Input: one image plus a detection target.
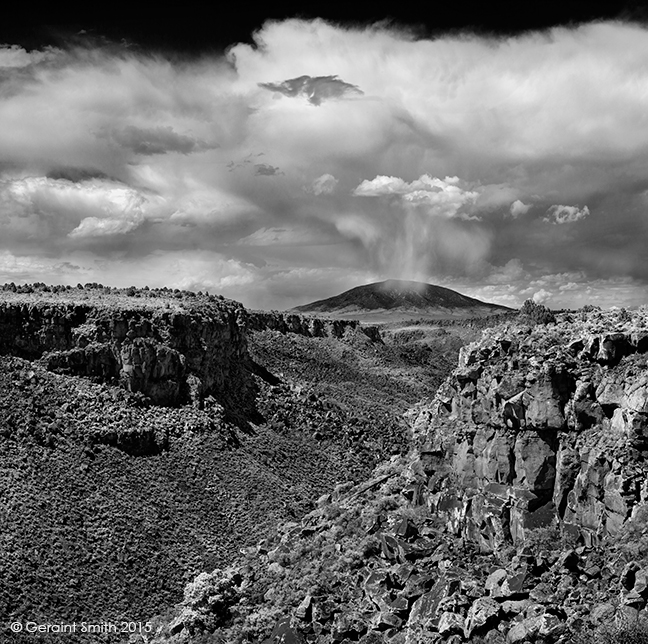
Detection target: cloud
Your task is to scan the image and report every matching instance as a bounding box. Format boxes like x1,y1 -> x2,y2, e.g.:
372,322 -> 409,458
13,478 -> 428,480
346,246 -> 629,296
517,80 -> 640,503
0,250 -> 82,278
510,199 -> 531,218
532,289 -> 552,304
237,226 -> 334,246
354,175 -> 478,218
339,174 -> 491,280
310,173 -> 338,195
354,175 -> 462,197
254,163 -> 283,176
68,215 -> 143,238
0,176 -> 150,241
108,125 -> 217,156
0,45 -> 55,68
543,204 -> 590,224
0,20 -> 648,308
258,75 -> 363,105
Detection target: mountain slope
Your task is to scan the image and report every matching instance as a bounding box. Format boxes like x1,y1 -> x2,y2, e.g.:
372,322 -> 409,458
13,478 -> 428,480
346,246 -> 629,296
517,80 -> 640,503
293,279 -> 511,319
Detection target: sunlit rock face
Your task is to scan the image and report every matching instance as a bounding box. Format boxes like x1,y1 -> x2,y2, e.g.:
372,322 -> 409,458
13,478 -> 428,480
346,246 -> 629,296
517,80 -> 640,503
0,296 -> 251,409
410,307 -> 648,549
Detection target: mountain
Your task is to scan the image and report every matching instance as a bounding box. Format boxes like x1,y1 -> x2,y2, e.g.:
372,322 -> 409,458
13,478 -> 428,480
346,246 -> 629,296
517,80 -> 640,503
293,279 -> 512,320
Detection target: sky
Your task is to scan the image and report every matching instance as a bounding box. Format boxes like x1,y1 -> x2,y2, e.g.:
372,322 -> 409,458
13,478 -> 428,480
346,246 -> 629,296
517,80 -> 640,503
2,7 -> 648,310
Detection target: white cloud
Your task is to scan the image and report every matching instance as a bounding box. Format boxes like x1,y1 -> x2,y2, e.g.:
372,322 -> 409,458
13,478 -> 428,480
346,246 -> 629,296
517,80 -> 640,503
532,289 -> 552,304
0,45 -> 55,68
510,199 -> 531,218
310,173 -> 338,195
543,204 -> 590,224
354,174 -> 478,218
1,176 -> 151,239
69,216 -> 143,238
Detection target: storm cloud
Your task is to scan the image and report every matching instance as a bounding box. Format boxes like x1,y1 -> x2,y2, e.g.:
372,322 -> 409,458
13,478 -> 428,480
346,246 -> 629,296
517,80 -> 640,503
0,20 -> 648,308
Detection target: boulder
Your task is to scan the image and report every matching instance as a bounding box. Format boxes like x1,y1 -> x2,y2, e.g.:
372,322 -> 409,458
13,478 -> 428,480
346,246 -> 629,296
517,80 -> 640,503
465,596 -> 501,638
437,612 -> 465,635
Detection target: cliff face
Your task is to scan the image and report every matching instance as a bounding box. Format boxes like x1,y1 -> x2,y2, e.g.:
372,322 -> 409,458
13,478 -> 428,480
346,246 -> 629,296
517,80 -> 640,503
410,308 -> 648,549
246,310 -> 382,343
0,296 -> 253,415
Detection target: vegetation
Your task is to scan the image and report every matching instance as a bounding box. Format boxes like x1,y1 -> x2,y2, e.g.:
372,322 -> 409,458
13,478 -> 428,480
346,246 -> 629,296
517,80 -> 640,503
519,298 -> 557,325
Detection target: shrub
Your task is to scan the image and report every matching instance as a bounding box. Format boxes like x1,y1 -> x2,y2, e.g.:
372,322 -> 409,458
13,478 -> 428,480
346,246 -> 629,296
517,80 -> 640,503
524,524 -> 580,552
323,502 -> 343,520
614,504 -> 648,564
519,299 -> 556,325
374,495 -> 399,513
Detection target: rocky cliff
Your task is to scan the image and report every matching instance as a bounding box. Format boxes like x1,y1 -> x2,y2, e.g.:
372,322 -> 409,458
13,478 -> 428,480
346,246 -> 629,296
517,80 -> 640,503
0,292 -> 383,417
0,293 -> 251,414
246,310 -> 382,343
410,306 -> 648,550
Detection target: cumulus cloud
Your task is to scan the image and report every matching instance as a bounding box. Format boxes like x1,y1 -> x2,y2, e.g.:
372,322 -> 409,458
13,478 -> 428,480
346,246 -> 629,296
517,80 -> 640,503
354,175 -> 478,217
544,204 -> 590,224
310,173 -> 338,195
258,75 -> 363,105
0,45 -> 55,68
532,289 -> 552,304
340,174 -> 490,280
68,215 -> 143,238
510,199 -> 531,218
0,176 -> 151,240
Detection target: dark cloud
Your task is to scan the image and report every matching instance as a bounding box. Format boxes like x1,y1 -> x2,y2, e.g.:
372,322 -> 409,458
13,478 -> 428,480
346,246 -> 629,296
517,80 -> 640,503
46,167 -> 113,182
259,75 -> 363,106
227,152 -> 265,172
254,163 -> 282,176
109,125 -> 217,156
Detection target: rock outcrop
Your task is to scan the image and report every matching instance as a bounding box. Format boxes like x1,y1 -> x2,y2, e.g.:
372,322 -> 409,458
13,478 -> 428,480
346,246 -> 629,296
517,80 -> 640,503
0,294 -> 253,413
246,310 -> 382,343
0,294 -> 383,415
410,307 -> 648,549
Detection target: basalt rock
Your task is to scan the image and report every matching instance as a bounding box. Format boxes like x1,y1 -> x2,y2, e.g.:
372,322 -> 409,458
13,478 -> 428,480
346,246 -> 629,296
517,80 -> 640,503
0,296 -> 255,414
411,308 -> 648,549
246,310 -> 382,343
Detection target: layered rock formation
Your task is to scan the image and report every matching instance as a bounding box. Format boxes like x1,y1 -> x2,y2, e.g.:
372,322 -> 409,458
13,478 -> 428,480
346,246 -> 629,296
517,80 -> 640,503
246,310 -> 382,343
410,307 -> 648,549
0,295 -> 250,410
0,293 -> 383,415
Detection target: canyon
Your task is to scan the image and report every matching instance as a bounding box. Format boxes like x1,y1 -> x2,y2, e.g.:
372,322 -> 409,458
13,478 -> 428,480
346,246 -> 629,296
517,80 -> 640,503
2,286 -> 648,644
